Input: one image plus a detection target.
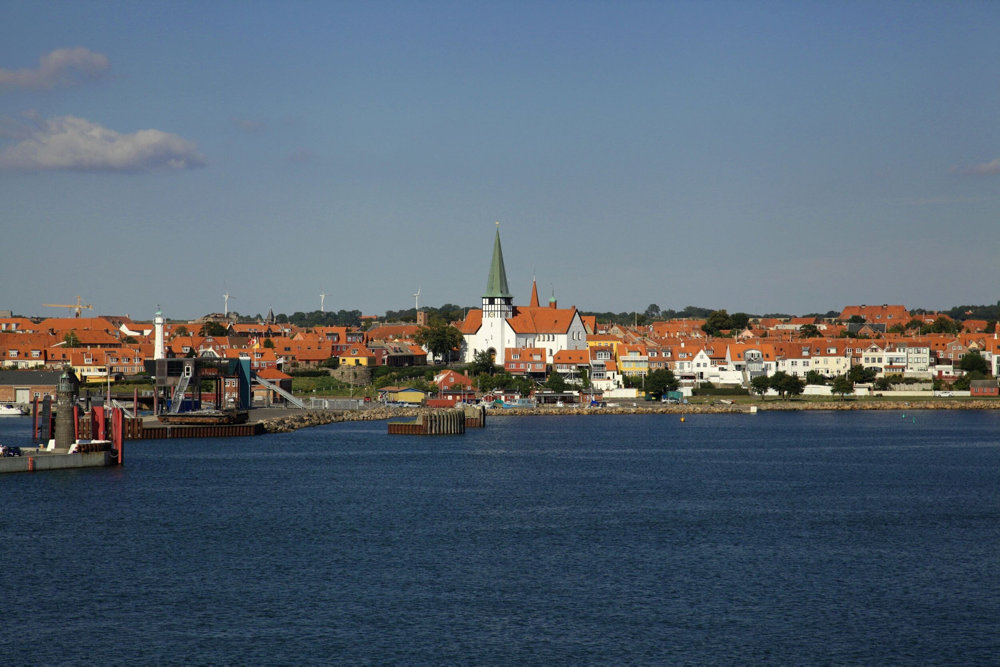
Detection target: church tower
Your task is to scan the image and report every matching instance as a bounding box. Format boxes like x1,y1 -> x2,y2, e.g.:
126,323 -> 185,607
483,225 -> 513,320
471,224 -> 515,365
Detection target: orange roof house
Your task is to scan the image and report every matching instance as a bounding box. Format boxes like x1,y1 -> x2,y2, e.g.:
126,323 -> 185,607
838,305 -> 909,323
434,369 -> 473,390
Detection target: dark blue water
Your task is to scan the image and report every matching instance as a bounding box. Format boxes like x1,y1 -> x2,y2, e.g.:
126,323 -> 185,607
2,411 -> 999,664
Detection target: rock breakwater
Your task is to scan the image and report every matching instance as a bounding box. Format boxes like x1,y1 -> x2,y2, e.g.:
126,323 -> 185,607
257,400 -> 1000,433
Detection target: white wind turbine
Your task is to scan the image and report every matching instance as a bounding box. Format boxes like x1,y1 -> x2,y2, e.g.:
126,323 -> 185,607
413,286 -> 421,312
320,292 -> 327,313
223,292 -> 234,317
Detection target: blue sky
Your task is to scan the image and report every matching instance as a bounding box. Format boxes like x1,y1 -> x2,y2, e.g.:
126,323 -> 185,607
2,1 -> 999,321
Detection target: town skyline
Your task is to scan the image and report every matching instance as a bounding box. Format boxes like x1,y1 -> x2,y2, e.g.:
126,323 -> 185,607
3,2 -> 999,319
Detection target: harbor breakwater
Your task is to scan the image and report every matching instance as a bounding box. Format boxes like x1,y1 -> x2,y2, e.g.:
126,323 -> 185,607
256,400 -> 1000,433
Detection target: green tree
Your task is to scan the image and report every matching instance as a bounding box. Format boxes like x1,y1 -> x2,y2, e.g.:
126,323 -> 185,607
475,372 -> 494,393
702,309 -> 733,336
953,370 -> 986,391
414,323 -> 463,363
644,369 -> 679,399
63,330 -> 81,348
511,375 -> 536,397
805,370 -> 826,385
172,325 -> 189,337
199,321 -> 227,336
263,338 -> 275,349
544,372 -> 567,393
831,375 -> 854,398
730,312 -> 751,331
769,371 -> 791,398
470,350 -> 498,376
750,374 -> 771,398
778,373 -> 805,398
848,364 -> 878,384
622,374 -> 643,389
959,350 -> 989,375
644,303 -> 661,319
768,371 -> 804,398
921,316 -> 959,335
799,324 -> 820,338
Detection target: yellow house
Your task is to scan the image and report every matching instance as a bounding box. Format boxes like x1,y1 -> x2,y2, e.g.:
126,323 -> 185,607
617,345 -> 649,377
379,386 -> 426,405
69,350 -> 110,384
586,334 -> 625,359
339,345 -> 376,367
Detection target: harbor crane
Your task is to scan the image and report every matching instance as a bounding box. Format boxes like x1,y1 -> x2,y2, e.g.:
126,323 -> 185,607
43,296 -> 93,317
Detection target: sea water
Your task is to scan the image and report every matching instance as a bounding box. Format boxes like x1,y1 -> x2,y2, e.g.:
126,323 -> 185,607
1,411 -> 998,664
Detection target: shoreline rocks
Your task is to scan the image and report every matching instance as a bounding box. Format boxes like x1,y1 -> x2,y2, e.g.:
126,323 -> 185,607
256,400 -> 1000,433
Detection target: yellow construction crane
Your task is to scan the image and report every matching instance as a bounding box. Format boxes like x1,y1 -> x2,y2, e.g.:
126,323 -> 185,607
43,296 -> 94,317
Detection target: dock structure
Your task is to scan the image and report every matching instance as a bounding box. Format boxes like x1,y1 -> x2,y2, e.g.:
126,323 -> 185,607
3,367 -> 124,474
388,405 -> 486,435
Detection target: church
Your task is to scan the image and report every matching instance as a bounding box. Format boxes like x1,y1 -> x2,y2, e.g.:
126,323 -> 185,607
459,226 -> 588,367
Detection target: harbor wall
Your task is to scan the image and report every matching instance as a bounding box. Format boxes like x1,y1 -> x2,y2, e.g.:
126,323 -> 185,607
0,451 -> 116,474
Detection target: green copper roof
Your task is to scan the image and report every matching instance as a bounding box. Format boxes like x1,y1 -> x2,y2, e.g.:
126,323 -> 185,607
484,227 -> 512,298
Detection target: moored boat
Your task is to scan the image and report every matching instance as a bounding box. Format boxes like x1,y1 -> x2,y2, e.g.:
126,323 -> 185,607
0,403 -> 27,417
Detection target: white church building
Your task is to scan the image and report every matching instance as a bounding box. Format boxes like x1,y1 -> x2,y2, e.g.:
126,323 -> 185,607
459,227 -> 588,367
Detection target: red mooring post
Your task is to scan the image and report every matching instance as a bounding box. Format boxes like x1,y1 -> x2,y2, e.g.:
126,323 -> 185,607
32,396 -> 38,441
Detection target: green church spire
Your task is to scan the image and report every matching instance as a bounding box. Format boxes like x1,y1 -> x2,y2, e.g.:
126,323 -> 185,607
484,223 -> 512,298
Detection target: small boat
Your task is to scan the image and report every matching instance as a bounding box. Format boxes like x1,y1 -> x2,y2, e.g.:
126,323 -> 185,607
0,404 -> 27,417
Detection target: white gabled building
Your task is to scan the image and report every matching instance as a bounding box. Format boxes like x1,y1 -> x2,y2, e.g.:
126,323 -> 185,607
459,227 -> 587,367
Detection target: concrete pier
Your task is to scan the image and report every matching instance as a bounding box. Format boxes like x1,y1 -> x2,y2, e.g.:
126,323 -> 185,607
0,450 -> 117,474
388,407 -> 476,435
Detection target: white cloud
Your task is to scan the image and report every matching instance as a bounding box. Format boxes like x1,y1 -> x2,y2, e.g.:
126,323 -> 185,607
0,48 -> 110,90
961,158 -> 1000,175
0,115 -> 205,172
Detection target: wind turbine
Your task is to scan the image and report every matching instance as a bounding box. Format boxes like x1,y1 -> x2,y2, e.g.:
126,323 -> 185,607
413,286 -> 421,312
320,292 -> 327,313
223,292 -> 234,317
